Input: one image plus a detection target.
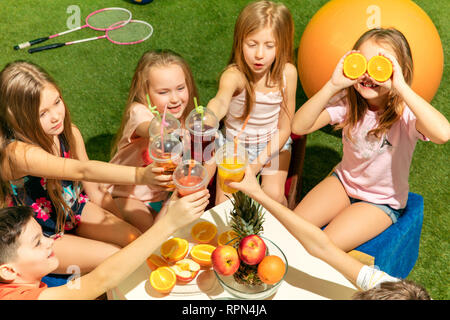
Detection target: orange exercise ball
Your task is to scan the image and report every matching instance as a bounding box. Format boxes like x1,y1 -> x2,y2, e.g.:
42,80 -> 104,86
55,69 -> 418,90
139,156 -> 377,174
298,0 -> 443,102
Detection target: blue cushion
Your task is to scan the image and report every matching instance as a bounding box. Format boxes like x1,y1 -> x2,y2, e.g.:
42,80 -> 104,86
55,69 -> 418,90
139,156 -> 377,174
354,192 -> 424,278
42,273 -> 71,287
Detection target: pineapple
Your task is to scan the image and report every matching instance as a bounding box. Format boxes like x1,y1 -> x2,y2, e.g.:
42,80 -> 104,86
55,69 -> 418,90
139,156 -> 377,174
228,191 -> 265,286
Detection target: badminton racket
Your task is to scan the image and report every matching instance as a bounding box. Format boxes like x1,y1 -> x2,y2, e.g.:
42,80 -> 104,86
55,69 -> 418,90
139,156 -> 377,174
14,7 -> 132,50
28,20 -> 153,53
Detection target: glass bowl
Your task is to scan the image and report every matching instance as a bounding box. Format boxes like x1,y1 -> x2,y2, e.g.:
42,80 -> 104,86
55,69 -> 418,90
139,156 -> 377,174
213,236 -> 288,300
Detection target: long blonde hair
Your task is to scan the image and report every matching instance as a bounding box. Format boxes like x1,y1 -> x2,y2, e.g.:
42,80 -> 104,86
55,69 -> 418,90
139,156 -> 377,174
337,28 -> 413,141
228,0 -> 294,120
0,61 -> 79,233
111,49 -> 198,157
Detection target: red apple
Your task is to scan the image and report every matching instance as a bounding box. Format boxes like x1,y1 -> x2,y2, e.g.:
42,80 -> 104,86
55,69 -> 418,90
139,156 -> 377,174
171,259 -> 200,282
238,235 -> 266,265
211,245 -> 240,276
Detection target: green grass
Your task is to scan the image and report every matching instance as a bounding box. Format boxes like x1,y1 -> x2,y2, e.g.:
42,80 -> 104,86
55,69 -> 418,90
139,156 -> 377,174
0,0 -> 448,299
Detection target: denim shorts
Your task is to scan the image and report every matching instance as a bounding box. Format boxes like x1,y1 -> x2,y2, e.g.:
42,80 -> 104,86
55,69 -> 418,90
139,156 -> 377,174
331,172 -> 404,224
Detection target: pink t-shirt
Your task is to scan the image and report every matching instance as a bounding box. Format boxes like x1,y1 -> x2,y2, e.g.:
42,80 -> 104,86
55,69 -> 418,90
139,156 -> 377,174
107,103 -> 167,202
326,94 -> 428,209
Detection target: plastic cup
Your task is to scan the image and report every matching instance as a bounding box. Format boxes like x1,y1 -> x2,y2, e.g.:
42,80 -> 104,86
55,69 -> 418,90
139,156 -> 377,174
148,113 -> 181,144
173,160 -> 208,197
149,113 -> 181,141
149,134 -> 183,189
186,108 -> 219,163
215,142 -> 248,194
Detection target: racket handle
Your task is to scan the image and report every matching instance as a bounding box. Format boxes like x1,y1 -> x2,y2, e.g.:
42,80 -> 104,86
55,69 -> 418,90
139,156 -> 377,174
14,37 -> 49,50
28,43 -> 65,54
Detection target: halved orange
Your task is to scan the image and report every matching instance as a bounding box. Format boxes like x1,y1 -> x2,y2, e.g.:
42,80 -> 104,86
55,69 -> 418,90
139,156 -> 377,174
191,221 -> 217,244
217,230 -> 239,247
149,266 -> 177,294
190,244 -> 216,267
343,53 -> 367,79
160,237 -> 189,263
367,55 -> 392,82
146,254 -> 169,271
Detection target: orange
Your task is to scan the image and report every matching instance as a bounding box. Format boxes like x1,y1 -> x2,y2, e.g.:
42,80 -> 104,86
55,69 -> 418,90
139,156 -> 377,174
257,255 -> 286,285
160,237 -> 189,263
217,230 -> 239,247
149,266 -> 177,294
191,221 -> 217,244
343,53 -> 367,79
146,254 -> 169,271
367,55 -> 392,82
190,244 -> 216,267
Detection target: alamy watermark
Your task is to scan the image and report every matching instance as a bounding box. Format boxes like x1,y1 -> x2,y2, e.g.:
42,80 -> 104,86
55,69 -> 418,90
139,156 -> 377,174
66,5 -> 81,29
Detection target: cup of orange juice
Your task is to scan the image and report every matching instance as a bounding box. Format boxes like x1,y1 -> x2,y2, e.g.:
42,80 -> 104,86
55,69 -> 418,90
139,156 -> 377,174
215,142 -> 248,193
149,134 -> 183,188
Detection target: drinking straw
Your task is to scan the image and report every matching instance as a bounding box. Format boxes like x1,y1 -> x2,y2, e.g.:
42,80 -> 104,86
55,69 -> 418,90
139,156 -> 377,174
146,94 -> 161,121
193,97 -> 203,115
233,114 -> 251,162
188,160 -> 194,179
160,104 -> 169,154
193,97 -> 203,132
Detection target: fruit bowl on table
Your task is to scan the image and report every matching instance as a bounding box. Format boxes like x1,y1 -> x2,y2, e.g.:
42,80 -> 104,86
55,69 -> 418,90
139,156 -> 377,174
213,236 -> 288,300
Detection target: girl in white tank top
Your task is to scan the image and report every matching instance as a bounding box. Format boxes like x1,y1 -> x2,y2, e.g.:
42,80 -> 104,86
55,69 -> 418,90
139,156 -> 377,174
207,1 -> 298,206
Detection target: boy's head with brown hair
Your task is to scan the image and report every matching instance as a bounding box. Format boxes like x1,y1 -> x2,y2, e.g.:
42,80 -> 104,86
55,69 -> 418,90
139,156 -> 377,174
0,206 -> 58,284
352,279 -> 431,300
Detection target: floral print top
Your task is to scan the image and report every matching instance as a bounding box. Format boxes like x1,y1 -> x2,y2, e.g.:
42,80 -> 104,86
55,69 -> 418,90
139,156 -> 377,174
9,136 -> 89,236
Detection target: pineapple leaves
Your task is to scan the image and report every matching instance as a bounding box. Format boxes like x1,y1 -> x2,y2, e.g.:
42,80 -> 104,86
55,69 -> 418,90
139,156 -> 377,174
228,191 -> 265,238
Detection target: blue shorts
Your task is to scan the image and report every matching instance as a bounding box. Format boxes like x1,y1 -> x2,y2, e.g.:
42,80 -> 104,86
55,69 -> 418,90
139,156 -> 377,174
331,172 -> 405,224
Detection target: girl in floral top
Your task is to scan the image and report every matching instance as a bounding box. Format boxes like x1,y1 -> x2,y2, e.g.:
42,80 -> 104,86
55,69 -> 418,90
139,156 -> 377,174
0,61 -> 171,274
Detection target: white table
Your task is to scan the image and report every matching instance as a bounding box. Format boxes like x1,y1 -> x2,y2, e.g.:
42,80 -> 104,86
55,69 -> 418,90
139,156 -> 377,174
107,199 -> 357,300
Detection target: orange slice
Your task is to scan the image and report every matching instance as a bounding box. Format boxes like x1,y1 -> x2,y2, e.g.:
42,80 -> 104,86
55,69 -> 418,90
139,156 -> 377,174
191,221 -> 217,244
343,53 -> 367,79
160,237 -> 189,263
190,244 -> 216,267
146,254 -> 169,271
217,230 -> 239,246
367,55 -> 392,82
149,266 -> 177,294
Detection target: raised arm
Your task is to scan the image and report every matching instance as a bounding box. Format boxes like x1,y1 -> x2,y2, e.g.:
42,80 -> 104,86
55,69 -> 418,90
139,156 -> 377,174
206,67 -> 243,121
2,140 -> 166,188
227,167 -> 363,286
292,51 -> 359,135
378,51 -> 450,144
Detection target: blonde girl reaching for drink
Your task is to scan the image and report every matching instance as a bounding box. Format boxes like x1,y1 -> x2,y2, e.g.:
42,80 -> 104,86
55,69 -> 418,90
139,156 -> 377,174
207,1 -> 297,205
291,28 -> 450,252
108,50 -> 199,232
0,61 -> 169,274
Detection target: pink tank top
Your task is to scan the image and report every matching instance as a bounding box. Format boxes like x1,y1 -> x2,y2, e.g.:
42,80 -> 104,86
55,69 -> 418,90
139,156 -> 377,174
224,87 -> 283,144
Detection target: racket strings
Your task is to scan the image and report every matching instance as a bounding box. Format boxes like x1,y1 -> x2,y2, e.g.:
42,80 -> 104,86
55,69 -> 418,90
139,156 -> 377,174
106,20 -> 153,44
86,8 -> 131,30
